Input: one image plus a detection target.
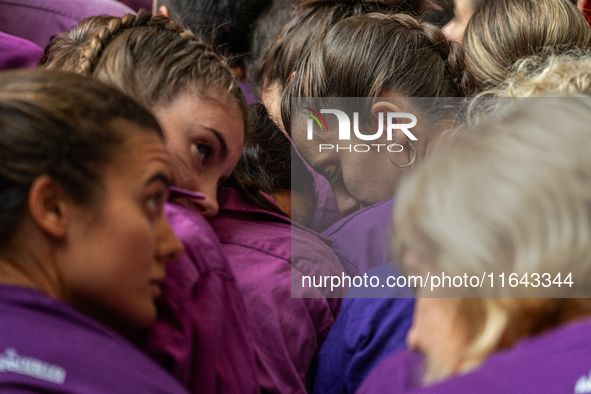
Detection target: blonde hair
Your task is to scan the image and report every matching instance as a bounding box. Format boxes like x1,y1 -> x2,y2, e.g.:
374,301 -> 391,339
464,0 -> 591,89
395,97 -> 591,380
485,51 -> 591,97
466,51 -> 591,131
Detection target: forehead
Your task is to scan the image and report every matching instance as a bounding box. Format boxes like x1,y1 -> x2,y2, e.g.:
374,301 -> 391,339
107,119 -> 169,174
161,89 -> 245,146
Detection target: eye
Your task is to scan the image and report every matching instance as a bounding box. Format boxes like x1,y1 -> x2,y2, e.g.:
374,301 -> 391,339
195,142 -> 212,161
146,191 -> 166,217
330,168 -> 341,185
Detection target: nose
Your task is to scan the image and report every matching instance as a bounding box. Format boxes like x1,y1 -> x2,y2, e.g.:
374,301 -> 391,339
332,187 -> 360,217
156,216 -> 184,264
192,187 -> 220,217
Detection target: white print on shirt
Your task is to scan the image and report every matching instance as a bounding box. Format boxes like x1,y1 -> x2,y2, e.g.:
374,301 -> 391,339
575,369 -> 591,393
0,348 -> 66,384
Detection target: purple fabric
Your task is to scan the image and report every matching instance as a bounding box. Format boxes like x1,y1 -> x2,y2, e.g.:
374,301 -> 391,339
0,0 -> 133,49
0,31 -> 43,70
312,265 -> 415,394
290,138 -> 343,233
357,318 -> 591,394
140,202 -> 258,394
208,187 -> 345,393
312,198 -> 414,393
0,285 -> 189,393
322,197 -> 395,276
240,81 -> 259,104
117,0 -> 151,11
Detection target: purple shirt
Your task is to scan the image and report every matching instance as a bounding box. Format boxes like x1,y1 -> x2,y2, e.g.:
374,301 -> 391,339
118,0 -> 152,11
291,139 -> 342,233
0,31 -> 43,70
322,197 -> 395,276
357,318 -> 591,393
313,198 -> 415,393
140,202 -> 258,394
0,0 -> 133,49
0,285 -> 189,393
208,187 -> 345,393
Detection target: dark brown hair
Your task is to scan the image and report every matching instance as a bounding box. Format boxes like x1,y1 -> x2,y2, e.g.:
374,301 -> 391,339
0,69 -> 161,248
224,103 -> 316,217
232,103 -> 314,195
281,12 -> 475,132
252,0 -> 430,95
157,0 -> 273,67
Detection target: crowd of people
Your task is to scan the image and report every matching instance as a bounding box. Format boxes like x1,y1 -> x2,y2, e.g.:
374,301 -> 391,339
2,0 -> 591,393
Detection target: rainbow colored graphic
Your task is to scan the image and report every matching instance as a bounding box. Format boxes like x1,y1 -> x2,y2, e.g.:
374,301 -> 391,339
303,107 -> 328,131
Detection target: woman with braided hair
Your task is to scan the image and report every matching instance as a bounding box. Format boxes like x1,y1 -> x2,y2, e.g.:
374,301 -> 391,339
41,10 -> 346,394
40,11 -> 260,394
279,12 -> 475,393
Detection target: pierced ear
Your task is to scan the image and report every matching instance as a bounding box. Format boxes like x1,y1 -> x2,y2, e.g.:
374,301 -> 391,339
158,5 -> 171,19
28,175 -> 69,239
371,101 -> 401,118
371,101 -> 410,145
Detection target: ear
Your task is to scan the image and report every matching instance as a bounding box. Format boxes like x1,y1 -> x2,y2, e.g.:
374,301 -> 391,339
158,5 -> 171,19
371,101 -> 408,146
229,66 -> 246,81
290,71 -> 295,82
423,0 -> 443,12
28,175 -> 70,239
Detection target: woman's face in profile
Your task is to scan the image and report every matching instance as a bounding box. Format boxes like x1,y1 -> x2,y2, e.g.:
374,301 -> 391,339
292,110 -> 412,216
61,121 -> 183,332
403,250 -> 469,381
154,89 -> 245,217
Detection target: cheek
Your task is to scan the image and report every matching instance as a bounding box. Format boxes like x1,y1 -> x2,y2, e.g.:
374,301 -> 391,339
77,213 -> 159,328
342,153 -> 394,205
407,297 -> 427,351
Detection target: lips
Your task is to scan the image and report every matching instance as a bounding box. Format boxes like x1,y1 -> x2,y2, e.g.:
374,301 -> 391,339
150,279 -> 164,298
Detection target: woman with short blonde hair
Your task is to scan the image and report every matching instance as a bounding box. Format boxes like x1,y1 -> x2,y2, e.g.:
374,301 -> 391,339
358,97 -> 591,392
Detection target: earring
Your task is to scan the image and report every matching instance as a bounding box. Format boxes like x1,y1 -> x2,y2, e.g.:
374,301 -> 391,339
389,140 -> 416,168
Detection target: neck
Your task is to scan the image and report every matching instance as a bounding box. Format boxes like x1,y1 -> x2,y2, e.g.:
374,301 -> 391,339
0,245 -> 64,300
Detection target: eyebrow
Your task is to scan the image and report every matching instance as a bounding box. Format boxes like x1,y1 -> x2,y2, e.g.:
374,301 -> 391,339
145,172 -> 172,188
307,151 -> 333,176
206,126 -> 229,161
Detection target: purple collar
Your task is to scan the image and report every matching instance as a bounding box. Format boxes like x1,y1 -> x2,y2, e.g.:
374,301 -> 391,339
216,187 -> 333,244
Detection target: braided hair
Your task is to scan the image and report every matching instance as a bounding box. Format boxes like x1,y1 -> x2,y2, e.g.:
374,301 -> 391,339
253,0 -> 431,94
40,10 -> 295,216
40,10 -> 246,121
281,12 -> 476,133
